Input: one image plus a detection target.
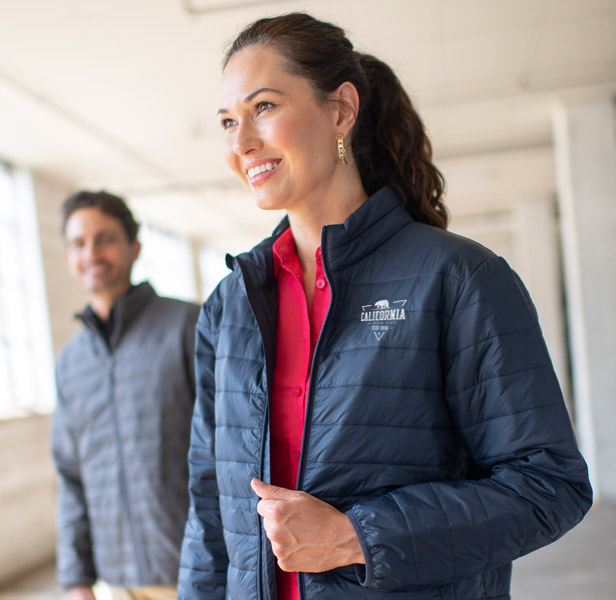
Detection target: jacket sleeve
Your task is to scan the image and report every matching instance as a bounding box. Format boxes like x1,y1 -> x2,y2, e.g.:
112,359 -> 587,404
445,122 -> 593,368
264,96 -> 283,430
51,384 -> 97,589
182,303 -> 201,398
178,304 -> 229,599
346,256 -> 593,590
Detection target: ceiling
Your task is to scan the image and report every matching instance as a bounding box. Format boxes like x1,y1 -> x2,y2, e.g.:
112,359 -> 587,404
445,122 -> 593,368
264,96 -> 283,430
1,0 -> 615,251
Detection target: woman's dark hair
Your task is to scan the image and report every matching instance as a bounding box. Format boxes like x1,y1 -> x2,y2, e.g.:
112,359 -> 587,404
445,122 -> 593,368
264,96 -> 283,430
224,12 -> 447,229
61,190 -> 140,242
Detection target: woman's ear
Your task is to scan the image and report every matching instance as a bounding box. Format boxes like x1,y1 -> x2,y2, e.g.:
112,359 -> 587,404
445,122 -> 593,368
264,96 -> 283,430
332,81 -> 360,135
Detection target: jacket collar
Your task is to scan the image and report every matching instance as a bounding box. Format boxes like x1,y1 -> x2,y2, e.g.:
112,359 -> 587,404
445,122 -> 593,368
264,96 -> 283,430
321,186 -> 411,272
77,281 -> 156,348
222,187 -> 410,391
226,186 -> 411,282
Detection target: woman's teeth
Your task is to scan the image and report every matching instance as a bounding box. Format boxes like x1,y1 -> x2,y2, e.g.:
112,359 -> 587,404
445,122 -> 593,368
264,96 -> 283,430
248,162 -> 278,178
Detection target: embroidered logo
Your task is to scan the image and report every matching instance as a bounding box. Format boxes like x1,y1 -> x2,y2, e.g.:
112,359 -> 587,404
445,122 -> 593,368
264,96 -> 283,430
361,299 -> 407,340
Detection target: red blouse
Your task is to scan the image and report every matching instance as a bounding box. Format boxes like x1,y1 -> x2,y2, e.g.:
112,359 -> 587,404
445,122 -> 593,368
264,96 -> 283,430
270,228 -> 331,600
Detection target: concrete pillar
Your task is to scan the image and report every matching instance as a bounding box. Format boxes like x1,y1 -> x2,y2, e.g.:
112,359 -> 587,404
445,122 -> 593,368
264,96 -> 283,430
552,99 -> 616,502
512,196 -> 571,413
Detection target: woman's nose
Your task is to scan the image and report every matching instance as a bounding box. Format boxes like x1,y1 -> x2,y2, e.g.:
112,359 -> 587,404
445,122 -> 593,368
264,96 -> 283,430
233,120 -> 262,156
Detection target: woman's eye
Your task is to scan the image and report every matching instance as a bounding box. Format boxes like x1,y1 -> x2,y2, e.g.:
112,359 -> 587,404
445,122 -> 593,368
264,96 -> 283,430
256,101 -> 274,114
220,118 -> 235,130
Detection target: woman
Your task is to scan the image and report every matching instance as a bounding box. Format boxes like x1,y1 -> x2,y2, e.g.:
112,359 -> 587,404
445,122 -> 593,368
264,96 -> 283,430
179,12 -> 592,600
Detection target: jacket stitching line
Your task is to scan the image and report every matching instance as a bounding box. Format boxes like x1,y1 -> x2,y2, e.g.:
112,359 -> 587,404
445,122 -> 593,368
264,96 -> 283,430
473,438 -> 577,466
222,528 -> 258,537
446,363 -> 551,397
180,566 -> 229,573
317,382 -> 441,393
219,493 -> 258,499
216,323 -> 260,334
215,389 -> 267,396
309,422 -> 453,431
338,270 -> 466,286
215,354 -> 264,364
227,565 -> 256,573
446,327 -> 536,358
304,458 -> 451,468
455,401 -> 563,433
453,291 -> 520,313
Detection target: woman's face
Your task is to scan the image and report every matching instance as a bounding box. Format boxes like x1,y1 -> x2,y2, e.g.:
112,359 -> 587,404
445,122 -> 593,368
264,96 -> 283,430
219,45 -> 340,213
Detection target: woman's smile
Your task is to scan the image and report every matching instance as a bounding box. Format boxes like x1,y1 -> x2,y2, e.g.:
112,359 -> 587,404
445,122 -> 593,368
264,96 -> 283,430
245,158 -> 282,186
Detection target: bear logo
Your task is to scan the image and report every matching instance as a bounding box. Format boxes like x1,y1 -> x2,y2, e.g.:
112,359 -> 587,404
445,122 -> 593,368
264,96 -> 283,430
374,299 -> 390,309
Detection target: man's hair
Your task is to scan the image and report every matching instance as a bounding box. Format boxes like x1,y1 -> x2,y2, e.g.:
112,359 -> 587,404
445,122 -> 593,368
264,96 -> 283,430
61,190 -> 140,242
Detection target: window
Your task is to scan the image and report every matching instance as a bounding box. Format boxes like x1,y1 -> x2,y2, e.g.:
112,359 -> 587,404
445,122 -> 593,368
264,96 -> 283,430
0,165 -> 55,417
199,245 -> 228,300
131,222 -> 198,302
130,220 -> 229,305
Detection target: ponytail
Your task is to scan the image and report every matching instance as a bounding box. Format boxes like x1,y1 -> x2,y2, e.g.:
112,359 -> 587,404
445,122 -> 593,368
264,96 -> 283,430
225,13 -> 448,229
353,55 -> 447,229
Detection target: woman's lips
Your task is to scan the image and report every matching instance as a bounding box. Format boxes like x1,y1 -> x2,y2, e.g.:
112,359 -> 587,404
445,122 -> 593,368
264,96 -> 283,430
245,160 -> 281,186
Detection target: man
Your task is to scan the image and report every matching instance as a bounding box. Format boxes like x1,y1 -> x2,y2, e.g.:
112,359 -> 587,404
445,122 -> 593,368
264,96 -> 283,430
52,190 -> 200,600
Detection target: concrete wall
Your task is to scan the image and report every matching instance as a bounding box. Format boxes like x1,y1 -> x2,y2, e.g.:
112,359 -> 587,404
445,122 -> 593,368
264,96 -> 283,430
0,415 -> 56,585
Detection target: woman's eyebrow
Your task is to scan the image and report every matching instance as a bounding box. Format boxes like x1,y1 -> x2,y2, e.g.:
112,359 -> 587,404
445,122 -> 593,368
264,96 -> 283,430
218,87 -> 284,115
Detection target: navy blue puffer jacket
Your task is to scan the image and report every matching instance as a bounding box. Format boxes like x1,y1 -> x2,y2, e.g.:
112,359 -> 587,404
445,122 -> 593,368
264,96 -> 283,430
179,187 -> 592,599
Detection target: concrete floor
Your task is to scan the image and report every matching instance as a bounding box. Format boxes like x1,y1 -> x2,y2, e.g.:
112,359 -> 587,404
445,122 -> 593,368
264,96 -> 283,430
511,502 -> 616,600
1,503 -> 614,599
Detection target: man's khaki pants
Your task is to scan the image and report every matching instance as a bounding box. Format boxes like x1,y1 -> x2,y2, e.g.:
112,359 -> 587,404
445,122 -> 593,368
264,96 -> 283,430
109,586 -> 177,600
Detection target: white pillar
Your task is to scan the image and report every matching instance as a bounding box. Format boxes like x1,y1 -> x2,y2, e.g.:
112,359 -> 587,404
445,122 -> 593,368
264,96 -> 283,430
553,99 -> 616,502
512,196 -> 571,413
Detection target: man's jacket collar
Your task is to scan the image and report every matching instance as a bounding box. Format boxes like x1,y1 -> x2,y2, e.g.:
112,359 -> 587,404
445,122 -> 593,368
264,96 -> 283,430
77,281 -> 156,349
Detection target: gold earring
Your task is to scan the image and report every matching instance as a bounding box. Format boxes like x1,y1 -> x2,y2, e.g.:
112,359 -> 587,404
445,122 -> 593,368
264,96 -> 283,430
337,134 -> 347,165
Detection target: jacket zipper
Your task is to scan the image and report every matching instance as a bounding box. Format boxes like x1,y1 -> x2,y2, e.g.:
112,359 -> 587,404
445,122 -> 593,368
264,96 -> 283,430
295,227 -> 335,600
89,327 -> 147,584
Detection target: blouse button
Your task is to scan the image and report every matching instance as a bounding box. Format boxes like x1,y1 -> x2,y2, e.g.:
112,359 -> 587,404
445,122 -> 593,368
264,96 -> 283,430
293,386 -> 302,397
291,450 -> 300,461
316,278 -> 326,290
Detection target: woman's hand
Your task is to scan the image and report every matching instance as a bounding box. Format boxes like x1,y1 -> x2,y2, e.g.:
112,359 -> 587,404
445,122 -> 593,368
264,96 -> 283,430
251,478 -> 365,573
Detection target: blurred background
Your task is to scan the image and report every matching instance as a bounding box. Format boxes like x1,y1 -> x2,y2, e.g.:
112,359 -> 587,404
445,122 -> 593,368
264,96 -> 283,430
0,0 -> 614,597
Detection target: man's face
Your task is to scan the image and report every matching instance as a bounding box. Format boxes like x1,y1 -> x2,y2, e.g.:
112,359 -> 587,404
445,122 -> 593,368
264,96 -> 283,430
64,207 -> 140,295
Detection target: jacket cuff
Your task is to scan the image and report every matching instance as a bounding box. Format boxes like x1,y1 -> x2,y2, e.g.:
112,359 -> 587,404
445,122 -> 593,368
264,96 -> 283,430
345,507 -> 374,588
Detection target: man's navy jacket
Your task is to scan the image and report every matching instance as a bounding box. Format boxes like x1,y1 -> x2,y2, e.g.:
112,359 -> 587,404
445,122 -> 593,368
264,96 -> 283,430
179,186 -> 592,599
